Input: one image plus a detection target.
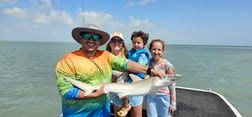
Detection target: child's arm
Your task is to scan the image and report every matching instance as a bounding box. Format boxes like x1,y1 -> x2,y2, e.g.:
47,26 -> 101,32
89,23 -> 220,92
169,83 -> 176,110
166,62 -> 177,110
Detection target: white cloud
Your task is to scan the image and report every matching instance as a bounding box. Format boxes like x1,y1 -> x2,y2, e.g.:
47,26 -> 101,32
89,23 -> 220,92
139,0 -> 157,5
3,7 -> 28,19
0,1 -> 171,43
72,10 -> 167,43
127,1 -> 135,7
82,11 -> 155,30
30,0 -> 51,12
50,11 -> 73,25
80,11 -> 172,42
2,0 -> 73,25
78,11 -> 149,30
79,11 -> 171,43
28,0 -> 72,25
33,10 -> 74,25
33,14 -> 51,24
128,16 -> 154,29
127,0 -> 157,7
77,11 -> 114,27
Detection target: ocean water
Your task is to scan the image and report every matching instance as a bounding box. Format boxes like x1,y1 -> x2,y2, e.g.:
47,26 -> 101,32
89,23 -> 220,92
0,41 -> 251,117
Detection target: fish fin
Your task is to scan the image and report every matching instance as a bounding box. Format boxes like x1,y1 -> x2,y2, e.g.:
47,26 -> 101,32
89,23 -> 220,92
84,90 -> 92,96
118,93 -> 127,99
101,80 -> 108,84
64,76 -> 93,96
128,74 -> 143,83
103,87 -> 109,94
86,85 -> 108,96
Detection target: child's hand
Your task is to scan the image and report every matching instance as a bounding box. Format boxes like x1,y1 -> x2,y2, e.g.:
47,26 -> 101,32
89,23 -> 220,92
169,105 -> 175,115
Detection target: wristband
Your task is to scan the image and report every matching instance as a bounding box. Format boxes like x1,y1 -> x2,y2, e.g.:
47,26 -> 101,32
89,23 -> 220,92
147,67 -> 152,75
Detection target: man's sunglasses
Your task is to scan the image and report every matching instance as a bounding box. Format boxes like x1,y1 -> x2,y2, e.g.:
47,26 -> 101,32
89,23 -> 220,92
81,34 -> 101,41
110,38 -> 124,43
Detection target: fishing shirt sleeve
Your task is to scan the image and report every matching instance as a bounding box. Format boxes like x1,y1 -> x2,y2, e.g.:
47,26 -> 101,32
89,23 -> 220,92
111,56 -> 128,72
166,62 -> 177,110
55,53 -> 80,99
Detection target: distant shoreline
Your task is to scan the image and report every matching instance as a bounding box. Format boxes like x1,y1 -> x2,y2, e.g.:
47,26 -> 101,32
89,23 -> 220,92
0,40 -> 251,47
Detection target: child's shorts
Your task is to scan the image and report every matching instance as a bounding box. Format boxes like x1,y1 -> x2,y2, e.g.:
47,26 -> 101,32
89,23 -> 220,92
146,94 -> 172,117
110,93 -> 143,107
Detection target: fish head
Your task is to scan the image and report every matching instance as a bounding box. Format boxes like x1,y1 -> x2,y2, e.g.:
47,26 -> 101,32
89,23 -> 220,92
152,74 -> 182,87
165,74 -> 182,82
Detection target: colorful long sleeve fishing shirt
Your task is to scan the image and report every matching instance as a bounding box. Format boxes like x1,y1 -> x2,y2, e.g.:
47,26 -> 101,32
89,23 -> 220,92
55,49 -> 128,117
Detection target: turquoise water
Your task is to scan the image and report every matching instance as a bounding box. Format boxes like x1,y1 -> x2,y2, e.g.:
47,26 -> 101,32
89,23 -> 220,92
0,41 -> 251,117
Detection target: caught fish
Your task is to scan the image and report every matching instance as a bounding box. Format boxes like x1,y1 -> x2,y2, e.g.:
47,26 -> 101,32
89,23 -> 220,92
65,74 -> 182,98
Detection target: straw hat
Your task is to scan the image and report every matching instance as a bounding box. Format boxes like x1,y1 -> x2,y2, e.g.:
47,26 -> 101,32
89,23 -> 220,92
72,24 -> 110,45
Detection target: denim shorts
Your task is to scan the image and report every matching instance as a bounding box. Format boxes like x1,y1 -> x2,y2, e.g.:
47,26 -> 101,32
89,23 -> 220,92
111,93 -> 144,107
146,94 -> 172,117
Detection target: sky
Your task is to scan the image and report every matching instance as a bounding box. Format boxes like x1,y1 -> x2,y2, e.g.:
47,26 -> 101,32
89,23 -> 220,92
0,0 -> 252,46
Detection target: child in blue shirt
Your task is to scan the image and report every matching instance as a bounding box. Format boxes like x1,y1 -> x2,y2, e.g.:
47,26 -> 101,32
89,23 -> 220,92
127,30 -> 150,79
127,30 -> 150,117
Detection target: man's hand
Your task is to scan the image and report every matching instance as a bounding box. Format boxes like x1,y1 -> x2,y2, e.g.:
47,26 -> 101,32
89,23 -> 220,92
94,85 -> 106,97
151,69 -> 164,79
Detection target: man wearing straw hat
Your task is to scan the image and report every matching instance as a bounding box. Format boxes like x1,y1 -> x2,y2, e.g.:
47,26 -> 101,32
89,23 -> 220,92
55,25 -> 164,117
